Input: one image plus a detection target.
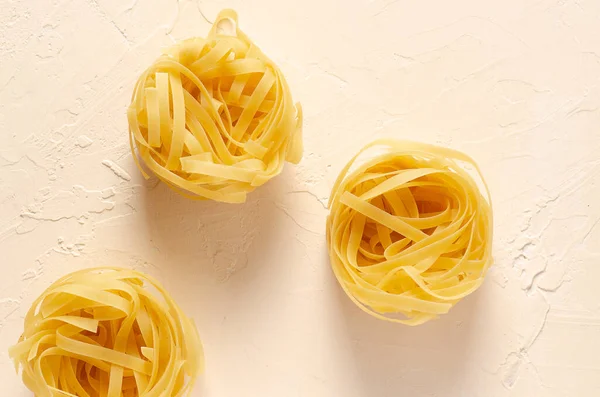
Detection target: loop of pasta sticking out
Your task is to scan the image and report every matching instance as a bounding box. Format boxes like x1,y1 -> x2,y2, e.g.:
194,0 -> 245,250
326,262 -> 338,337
326,139 -> 493,325
9,267 -> 202,397
128,9 -> 303,203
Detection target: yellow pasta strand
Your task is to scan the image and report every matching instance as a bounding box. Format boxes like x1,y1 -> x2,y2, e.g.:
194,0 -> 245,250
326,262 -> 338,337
128,9 -> 303,203
326,139 -> 493,325
9,267 -> 203,397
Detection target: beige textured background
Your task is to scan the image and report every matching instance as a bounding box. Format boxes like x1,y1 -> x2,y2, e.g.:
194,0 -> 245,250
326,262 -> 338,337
1,0 -> 599,395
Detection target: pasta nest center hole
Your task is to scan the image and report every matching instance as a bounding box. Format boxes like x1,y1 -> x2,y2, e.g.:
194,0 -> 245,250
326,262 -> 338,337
128,9 -> 303,203
326,139 -> 493,325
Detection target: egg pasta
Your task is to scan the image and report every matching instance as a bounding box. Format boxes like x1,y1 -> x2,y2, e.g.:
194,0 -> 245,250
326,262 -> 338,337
128,9 -> 303,203
326,139 -> 493,325
9,267 -> 202,397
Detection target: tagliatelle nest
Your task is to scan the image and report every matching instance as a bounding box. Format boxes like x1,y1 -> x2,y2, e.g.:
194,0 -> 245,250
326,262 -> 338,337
9,267 -> 203,397
326,139 -> 493,325
128,9 -> 303,203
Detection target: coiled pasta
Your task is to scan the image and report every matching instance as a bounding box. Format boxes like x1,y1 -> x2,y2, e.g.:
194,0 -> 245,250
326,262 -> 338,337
326,139 -> 493,325
9,267 -> 202,397
128,9 -> 303,203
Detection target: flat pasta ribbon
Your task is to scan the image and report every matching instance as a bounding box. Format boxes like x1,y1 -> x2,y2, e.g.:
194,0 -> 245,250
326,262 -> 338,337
326,139 -> 493,325
128,9 -> 303,203
9,267 -> 203,397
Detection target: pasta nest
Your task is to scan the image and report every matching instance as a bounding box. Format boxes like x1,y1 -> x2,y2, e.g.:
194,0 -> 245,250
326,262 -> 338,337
128,9 -> 303,203
326,139 -> 493,325
9,267 -> 202,397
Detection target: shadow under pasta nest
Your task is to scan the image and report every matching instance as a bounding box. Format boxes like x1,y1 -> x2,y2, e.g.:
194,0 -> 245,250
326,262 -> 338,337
137,167 -> 304,396
139,168 -> 293,286
324,256 -> 485,397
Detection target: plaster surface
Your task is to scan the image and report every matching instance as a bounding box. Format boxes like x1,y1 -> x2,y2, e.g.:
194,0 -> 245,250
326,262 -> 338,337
1,0 -> 599,396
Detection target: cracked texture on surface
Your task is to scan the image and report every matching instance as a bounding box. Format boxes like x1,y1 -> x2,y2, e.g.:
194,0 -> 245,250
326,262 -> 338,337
0,0 -> 599,396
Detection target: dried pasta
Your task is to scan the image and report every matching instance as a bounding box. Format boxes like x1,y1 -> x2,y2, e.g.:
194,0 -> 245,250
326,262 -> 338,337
128,9 -> 303,203
326,139 -> 493,325
9,267 -> 202,397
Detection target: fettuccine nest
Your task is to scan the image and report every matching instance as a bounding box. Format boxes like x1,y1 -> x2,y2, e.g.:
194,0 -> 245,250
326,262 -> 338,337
9,267 -> 202,397
128,9 -> 303,203
327,139 -> 493,325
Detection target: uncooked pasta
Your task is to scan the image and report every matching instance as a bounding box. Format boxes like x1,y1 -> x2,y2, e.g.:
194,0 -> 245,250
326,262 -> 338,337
128,9 -> 303,203
326,139 -> 493,325
9,267 -> 202,397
